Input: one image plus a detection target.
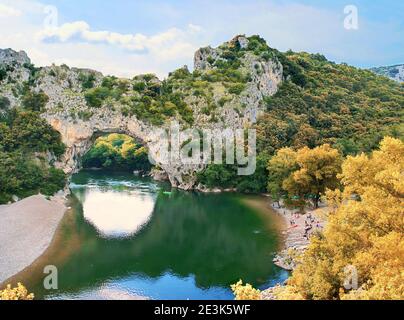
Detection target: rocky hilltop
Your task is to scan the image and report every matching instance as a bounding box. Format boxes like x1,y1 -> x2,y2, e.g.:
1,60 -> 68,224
0,35 -> 283,189
370,64 -> 404,82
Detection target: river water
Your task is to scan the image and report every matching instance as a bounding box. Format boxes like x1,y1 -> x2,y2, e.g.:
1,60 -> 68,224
22,170 -> 288,300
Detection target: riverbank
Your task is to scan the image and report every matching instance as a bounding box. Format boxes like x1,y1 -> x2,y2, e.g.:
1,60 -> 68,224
269,202 -> 327,270
0,194 -> 67,286
230,195 -> 327,270
259,200 -> 328,300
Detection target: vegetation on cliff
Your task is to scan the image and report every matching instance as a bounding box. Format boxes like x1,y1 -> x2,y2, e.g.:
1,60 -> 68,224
82,73 -> 195,125
259,51 -> 403,155
198,45 -> 403,191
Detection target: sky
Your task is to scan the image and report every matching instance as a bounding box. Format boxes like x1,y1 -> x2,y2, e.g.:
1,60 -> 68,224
0,0 -> 402,78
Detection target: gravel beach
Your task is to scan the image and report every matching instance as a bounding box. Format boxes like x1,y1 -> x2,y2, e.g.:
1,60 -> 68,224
0,194 -> 66,285
261,201 -> 328,300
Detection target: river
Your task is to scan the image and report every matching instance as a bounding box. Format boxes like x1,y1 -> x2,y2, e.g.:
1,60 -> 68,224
14,170 -> 288,300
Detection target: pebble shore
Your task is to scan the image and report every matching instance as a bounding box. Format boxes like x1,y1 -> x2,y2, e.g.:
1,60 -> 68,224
0,194 -> 67,286
261,201 -> 327,299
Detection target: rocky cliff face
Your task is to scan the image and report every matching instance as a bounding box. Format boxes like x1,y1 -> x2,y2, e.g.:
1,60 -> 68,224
193,35 -> 282,125
0,49 -> 32,108
370,64 -> 404,83
0,35 -> 283,189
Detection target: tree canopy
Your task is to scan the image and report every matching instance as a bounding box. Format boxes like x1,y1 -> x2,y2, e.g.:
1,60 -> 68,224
0,109 -> 66,203
267,144 -> 342,208
82,133 -> 152,172
281,137 -> 404,300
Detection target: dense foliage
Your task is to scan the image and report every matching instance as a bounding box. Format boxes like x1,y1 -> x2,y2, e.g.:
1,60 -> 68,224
198,42 -> 403,191
0,283 -> 34,300
0,96 -> 10,109
196,154 -> 269,193
281,137 -> 404,300
83,74 -> 195,125
0,109 -> 66,203
21,90 -> 49,112
257,52 -> 403,156
267,144 -> 342,208
231,280 -> 261,300
82,133 -> 152,172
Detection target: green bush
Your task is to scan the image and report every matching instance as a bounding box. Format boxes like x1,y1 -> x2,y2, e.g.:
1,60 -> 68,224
133,81 -> 146,92
77,110 -> 93,121
228,83 -> 245,95
79,73 -> 96,89
84,87 -> 110,108
22,90 -> 49,112
0,109 -> 67,203
101,76 -> 118,89
196,155 -> 269,193
0,151 -> 66,203
0,68 -> 6,81
0,96 -> 10,109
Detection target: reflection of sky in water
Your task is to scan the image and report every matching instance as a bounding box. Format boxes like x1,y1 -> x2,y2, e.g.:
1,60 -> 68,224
46,271 -> 288,300
47,273 -> 233,300
70,180 -> 158,238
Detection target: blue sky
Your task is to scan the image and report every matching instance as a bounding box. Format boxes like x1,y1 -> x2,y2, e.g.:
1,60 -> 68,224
0,0 -> 402,77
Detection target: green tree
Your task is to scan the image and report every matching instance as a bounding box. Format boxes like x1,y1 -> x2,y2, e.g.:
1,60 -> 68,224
22,90 -> 49,112
82,133 -> 152,172
84,87 -> 110,108
0,96 -> 10,110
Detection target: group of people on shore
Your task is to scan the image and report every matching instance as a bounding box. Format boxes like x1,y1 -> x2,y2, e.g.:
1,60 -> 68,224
270,202 -> 323,240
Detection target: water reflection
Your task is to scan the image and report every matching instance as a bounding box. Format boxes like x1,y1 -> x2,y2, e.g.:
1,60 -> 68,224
72,187 -> 155,238
27,170 -> 288,300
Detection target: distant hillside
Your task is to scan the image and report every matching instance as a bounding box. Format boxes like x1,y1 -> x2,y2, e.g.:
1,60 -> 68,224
370,64 -> 404,82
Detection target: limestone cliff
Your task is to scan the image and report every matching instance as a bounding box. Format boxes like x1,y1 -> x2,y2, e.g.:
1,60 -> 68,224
0,35 -> 283,189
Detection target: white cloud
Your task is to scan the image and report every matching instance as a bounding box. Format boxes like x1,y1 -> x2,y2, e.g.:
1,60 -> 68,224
0,0 -> 203,78
37,21 -> 203,55
0,3 -> 21,17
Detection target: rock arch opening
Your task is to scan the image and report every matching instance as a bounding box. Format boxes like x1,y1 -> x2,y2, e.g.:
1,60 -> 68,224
80,132 -> 152,174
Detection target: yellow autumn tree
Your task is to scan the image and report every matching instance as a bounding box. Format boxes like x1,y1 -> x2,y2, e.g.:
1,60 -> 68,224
0,283 -> 34,300
267,147 -> 298,205
283,137 -> 404,300
268,144 -> 342,208
231,280 -> 261,300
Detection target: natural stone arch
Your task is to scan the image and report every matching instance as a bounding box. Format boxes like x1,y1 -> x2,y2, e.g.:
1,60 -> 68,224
45,113 -> 200,189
